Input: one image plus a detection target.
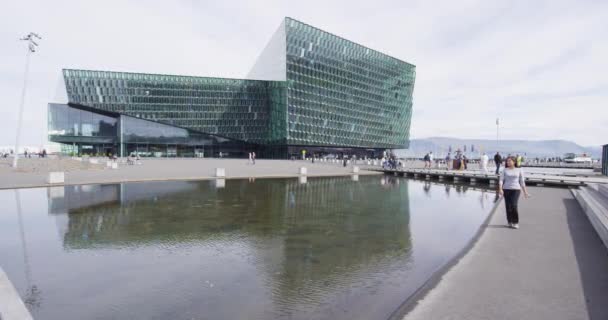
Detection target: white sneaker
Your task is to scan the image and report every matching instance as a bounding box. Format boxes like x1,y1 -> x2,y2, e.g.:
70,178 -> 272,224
512,224 -> 519,229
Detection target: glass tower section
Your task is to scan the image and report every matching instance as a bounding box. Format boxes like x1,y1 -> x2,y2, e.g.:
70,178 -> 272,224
62,69 -> 281,144
284,18 -> 415,149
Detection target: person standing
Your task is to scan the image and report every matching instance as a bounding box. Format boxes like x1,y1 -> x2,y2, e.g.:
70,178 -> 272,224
481,152 -> 489,172
494,152 -> 502,174
429,152 -> 434,168
445,152 -> 452,170
516,154 -> 522,168
252,152 -> 256,165
423,153 -> 430,168
498,156 -> 530,229
248,152 -> 252,164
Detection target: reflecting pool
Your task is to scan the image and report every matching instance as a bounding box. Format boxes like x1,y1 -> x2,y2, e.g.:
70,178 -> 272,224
0,176 -> 496,320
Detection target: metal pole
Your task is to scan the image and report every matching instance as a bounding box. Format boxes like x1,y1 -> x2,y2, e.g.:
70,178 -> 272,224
13,46 -> 32,168
15,189 -> 32,294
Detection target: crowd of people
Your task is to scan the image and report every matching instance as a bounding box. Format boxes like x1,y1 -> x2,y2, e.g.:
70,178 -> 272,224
1,149 -> 47,158
417,150 -> 526,174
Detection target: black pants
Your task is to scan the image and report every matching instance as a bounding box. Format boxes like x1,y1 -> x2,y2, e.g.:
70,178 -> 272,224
503,189 -> 521,224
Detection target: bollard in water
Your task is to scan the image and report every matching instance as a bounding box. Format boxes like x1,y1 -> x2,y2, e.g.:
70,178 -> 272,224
215,179 -> 226,188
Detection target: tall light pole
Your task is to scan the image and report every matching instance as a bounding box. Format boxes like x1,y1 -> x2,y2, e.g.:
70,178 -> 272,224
13,32 -> 41,168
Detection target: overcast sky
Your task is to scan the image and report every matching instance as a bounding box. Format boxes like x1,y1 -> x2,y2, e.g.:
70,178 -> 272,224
1,0 -> 606,147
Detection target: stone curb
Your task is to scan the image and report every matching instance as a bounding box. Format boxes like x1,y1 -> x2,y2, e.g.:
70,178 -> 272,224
0,267 -> 33,320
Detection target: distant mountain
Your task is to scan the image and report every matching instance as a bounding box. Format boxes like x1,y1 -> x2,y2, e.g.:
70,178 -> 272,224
395,137 -> 602,159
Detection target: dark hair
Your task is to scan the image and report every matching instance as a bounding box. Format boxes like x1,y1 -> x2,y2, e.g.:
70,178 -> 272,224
505,156 -> 516,168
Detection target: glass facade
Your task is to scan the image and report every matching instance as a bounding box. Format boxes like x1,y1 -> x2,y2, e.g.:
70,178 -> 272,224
49,103 -> 117,139
52,17 -> 415,158
49,104 -> 256,157
284,18 -> 415,149
63,70 -> 283,144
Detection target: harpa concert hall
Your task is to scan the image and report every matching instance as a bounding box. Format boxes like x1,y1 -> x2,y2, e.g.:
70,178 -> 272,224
48,17 -> 415,158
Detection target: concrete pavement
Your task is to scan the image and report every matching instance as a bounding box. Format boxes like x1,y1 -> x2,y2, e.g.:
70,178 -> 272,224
0,267 -> 33,320
0,158 -> 378,189
403,187 -> 608,320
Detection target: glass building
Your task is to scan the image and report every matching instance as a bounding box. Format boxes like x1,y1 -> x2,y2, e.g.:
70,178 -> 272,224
602,144 -> 607,176
49,17 -> 415,158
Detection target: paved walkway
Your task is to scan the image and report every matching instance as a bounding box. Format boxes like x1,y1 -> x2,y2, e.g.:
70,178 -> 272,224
0,159 -> 377,189
0,267 -> 33,320
403,187 -> 608,320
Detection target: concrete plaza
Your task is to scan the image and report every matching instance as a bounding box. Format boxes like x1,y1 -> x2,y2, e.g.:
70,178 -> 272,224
0,158 -> 377,189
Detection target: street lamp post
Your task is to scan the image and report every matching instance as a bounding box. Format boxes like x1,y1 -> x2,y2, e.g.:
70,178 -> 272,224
13,32 -> 41,168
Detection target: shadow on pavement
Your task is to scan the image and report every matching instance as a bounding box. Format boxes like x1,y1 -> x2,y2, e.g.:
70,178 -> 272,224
563,198 -> 608,319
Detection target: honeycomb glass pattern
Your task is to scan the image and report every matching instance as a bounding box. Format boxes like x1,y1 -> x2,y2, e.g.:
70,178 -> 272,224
56,17 -> 415,157
63,69 -> 280,144
284,18 -> 415,149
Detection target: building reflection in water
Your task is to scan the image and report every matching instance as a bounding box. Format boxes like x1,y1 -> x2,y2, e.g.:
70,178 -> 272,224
46,177 -> 412,316
39,176 -> 494,319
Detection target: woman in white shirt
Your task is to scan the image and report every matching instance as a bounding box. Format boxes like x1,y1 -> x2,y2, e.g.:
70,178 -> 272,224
498,156 -> 530,229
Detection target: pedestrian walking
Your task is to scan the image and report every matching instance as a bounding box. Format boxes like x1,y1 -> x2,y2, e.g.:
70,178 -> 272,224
498,156 -> 530,229
494,152 -> 502,174
252,152 -> 256,165
248,152 -> 252,164
481,152 -> 489,172
423,153 -> 430,168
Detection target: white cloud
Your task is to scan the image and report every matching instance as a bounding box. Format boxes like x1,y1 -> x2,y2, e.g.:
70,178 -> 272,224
0,0 -> 605,147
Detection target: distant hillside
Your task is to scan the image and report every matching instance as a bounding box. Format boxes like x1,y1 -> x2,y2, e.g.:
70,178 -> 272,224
396,137 -> 601,159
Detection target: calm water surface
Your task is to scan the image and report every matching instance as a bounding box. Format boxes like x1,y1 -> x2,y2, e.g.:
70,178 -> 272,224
0,176 -> 496,320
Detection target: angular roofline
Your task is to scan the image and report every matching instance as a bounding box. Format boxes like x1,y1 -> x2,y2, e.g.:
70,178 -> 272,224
284,17 -> 415,68
62,69 -> 278,84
